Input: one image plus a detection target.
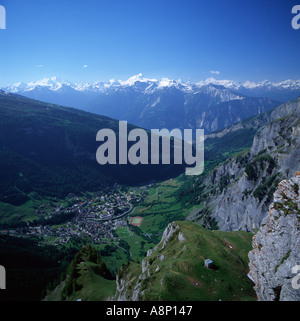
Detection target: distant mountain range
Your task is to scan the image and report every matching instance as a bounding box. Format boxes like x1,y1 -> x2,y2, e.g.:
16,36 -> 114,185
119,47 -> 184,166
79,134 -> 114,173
4,74 -> 298,133
196,77 -> 300,102
4,74 -> 300,102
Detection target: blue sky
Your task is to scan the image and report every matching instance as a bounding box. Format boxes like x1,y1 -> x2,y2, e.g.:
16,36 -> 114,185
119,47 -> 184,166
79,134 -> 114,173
0,0 -> 300,86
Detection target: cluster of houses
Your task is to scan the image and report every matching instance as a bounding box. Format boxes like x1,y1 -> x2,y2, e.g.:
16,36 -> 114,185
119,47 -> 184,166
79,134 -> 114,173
3,186 -> 149,245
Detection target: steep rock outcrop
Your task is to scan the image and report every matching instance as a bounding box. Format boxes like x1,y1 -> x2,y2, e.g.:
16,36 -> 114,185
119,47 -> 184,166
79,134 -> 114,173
248,172 -> 300,301
196,100 -> 300,231
113,222 -> 180,301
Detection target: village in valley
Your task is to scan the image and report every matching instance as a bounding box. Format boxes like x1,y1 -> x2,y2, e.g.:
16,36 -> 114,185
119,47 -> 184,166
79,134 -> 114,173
1,184 -> 150,246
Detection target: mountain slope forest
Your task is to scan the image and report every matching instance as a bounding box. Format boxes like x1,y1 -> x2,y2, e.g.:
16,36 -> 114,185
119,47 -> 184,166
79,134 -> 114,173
0,91 -> 186,209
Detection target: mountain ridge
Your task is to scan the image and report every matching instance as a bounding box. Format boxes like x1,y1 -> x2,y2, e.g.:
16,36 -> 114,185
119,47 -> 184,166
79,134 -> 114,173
4,74 -> 300,96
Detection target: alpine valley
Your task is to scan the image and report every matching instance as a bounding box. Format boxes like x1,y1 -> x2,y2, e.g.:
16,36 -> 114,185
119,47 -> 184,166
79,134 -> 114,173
0,75 -> 299,302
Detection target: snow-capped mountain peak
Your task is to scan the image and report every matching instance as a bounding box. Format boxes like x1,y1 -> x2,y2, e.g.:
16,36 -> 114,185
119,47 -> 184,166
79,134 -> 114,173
196,77 -> 239,89
2,75 -> 300,103
19,76 -> 72,92
118,73 -> 158,86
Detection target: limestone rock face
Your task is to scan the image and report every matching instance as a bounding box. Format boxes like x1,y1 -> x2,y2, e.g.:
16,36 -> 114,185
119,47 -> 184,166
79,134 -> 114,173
161,222 -> 180,249
248,172 -> 300,301
197,100 -> 300,232
113,222 -> 181,301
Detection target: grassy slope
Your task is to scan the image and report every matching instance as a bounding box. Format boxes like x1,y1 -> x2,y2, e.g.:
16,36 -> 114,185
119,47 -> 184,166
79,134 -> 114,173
44,261 -> 116,301
0,200 -> 38,224
67,261 -> 116,301
119,221 -> 256,301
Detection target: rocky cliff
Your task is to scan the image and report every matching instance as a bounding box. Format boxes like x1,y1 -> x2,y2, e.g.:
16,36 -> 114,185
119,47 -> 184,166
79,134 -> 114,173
113,222 -> 180,301
195,99 -> 300,231
248,172 -> 300,301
